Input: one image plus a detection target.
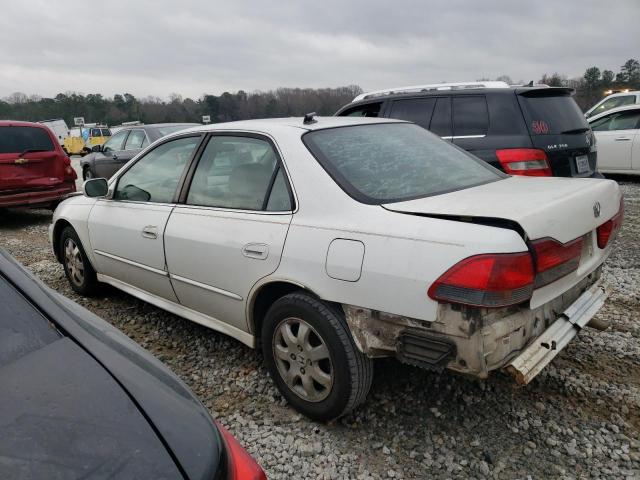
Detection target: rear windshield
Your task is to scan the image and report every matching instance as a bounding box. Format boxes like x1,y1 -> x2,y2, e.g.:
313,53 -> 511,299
303,123 -> 503,204
520,94 -> 589,135
0,126 -> 55,154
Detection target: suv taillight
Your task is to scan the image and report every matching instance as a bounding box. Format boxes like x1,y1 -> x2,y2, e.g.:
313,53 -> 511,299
496,148 -> 552,177
530,237 -> 583,288
427,252 -> 534,307
62,156 -> 77,181
215,421 -> 267,480
597,199 -> 624,249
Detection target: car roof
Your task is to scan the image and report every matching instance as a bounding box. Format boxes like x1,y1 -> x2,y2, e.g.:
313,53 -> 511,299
587,104 -> 640,122
0,120 -> 49,129
116,123 -> 199,132
339,86 -> 572,110
174,116 -> 405,136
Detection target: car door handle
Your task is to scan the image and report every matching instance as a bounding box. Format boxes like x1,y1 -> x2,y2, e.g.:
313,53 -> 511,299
242,243 -> 268,260
614,137 -> 631,141
141,225 -> 158,239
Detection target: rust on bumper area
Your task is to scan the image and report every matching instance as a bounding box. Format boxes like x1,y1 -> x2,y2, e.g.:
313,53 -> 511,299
506,282 -> 609,385
343,267 -> 606,381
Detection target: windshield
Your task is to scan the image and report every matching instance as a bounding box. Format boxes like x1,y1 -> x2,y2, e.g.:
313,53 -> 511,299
0,126 -> 54,154
303,123 -> 503,204
520,94 -> 589,134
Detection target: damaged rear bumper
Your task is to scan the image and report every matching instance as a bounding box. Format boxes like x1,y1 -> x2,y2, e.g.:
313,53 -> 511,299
505,282 -> 609,385
343,268 -> 607,381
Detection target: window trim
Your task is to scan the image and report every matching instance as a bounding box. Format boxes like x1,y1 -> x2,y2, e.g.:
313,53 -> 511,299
177,131 -> 297,215
109,133 -> 205,205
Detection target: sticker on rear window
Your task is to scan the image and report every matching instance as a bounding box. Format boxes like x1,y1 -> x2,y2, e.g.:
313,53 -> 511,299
531,121 -> 550,134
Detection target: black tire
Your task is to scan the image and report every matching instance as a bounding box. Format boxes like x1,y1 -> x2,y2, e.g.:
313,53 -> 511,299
82,166 -> 93,180
59,226 -> 98,296
261,292 -> 373,421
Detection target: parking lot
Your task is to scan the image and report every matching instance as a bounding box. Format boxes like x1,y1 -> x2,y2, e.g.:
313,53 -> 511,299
0,172 -> 637,479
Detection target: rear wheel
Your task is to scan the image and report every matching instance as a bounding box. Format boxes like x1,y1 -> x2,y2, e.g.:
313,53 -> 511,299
262,292 -> 373,421
60,226 -> 98,295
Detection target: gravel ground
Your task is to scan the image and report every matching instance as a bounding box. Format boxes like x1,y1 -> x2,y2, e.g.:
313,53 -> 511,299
1,176 -> 639,480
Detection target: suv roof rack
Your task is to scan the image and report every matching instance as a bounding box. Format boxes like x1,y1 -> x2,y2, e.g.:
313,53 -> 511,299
352,81 -> 511,102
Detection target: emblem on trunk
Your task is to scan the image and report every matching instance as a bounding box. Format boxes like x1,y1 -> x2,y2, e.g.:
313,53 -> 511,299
14,158 -> 29,165
593,202 -> 601,218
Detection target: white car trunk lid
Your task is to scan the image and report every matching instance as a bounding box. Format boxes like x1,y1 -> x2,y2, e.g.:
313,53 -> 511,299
384,177 -> 621,244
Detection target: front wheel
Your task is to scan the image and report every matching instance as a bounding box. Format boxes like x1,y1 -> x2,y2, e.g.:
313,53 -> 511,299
261,292 -> 373,421
82,166 -> 94,180
60,226 -> 98,295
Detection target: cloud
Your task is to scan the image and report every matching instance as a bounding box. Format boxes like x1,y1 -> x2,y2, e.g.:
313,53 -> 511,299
0,0 -> 637,99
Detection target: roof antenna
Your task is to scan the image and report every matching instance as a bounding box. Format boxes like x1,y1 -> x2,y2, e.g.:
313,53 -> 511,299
303,112 -> 317,125
526,80 -> 534,87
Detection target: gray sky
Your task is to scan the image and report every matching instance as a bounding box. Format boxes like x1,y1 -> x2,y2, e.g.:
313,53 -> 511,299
1,0 -> 638,99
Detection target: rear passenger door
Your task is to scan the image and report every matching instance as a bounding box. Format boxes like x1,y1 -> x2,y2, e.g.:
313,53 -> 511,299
591,109 -> 640,170
451,96 -> 489,155
164,134 -> 294,333
428,97 -> 453,139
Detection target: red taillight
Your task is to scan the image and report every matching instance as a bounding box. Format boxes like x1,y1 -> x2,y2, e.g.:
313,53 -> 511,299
428,252 -> 534,307
531,237 -> 583,288
597,199 -> 624,249
62,155 -> 77,180
495,149 -> 552,177
215,421 -> 267,480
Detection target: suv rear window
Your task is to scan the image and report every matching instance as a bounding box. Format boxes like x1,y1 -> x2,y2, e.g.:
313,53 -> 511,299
519,94 -> 588,135
303,123 -> 503,204
0,126 -> 54,154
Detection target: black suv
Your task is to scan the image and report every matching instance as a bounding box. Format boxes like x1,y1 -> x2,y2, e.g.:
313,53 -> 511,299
335,84 -> 600,178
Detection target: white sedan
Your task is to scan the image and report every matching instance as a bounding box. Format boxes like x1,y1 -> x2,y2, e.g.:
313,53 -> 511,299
589,104 -> 640,175
50,116 -> 623,420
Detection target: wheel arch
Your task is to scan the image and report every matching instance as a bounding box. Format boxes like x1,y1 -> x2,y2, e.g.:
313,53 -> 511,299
52,218 -> 73,263
52,219 -> 97,272
248,279 -> 330,347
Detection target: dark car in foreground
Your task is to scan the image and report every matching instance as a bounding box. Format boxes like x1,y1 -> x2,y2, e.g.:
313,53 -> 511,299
0,120 -> 77,208
0,249 -> 266,480
81,123 -> 199,180
336,81 -> 600,178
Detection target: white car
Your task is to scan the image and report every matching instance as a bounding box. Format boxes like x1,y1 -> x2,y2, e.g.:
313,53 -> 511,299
585,90 -> 640,118
50,116 -> 623,420
589,105 -> 640,175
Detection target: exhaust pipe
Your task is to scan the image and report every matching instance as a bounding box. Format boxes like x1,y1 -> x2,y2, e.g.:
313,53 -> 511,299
586,317 -> 610,331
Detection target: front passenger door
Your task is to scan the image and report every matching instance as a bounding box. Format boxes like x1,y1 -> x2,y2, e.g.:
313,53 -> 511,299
95,130 -> 129,178
88,135 -> 202,301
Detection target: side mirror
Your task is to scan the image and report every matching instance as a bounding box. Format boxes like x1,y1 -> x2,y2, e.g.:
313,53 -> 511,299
92,144 -> 103,152
82,178 -> 109,198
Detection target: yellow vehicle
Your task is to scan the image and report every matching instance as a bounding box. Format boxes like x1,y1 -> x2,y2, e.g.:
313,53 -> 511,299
63,125 -> 112,156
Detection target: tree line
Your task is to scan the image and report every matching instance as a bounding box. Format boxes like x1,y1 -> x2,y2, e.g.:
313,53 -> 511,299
0,86 -> 363,127
0,59 -> 638,126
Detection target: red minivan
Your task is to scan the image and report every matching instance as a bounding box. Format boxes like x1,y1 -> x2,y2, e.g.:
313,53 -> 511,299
0,121 -> 77,208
